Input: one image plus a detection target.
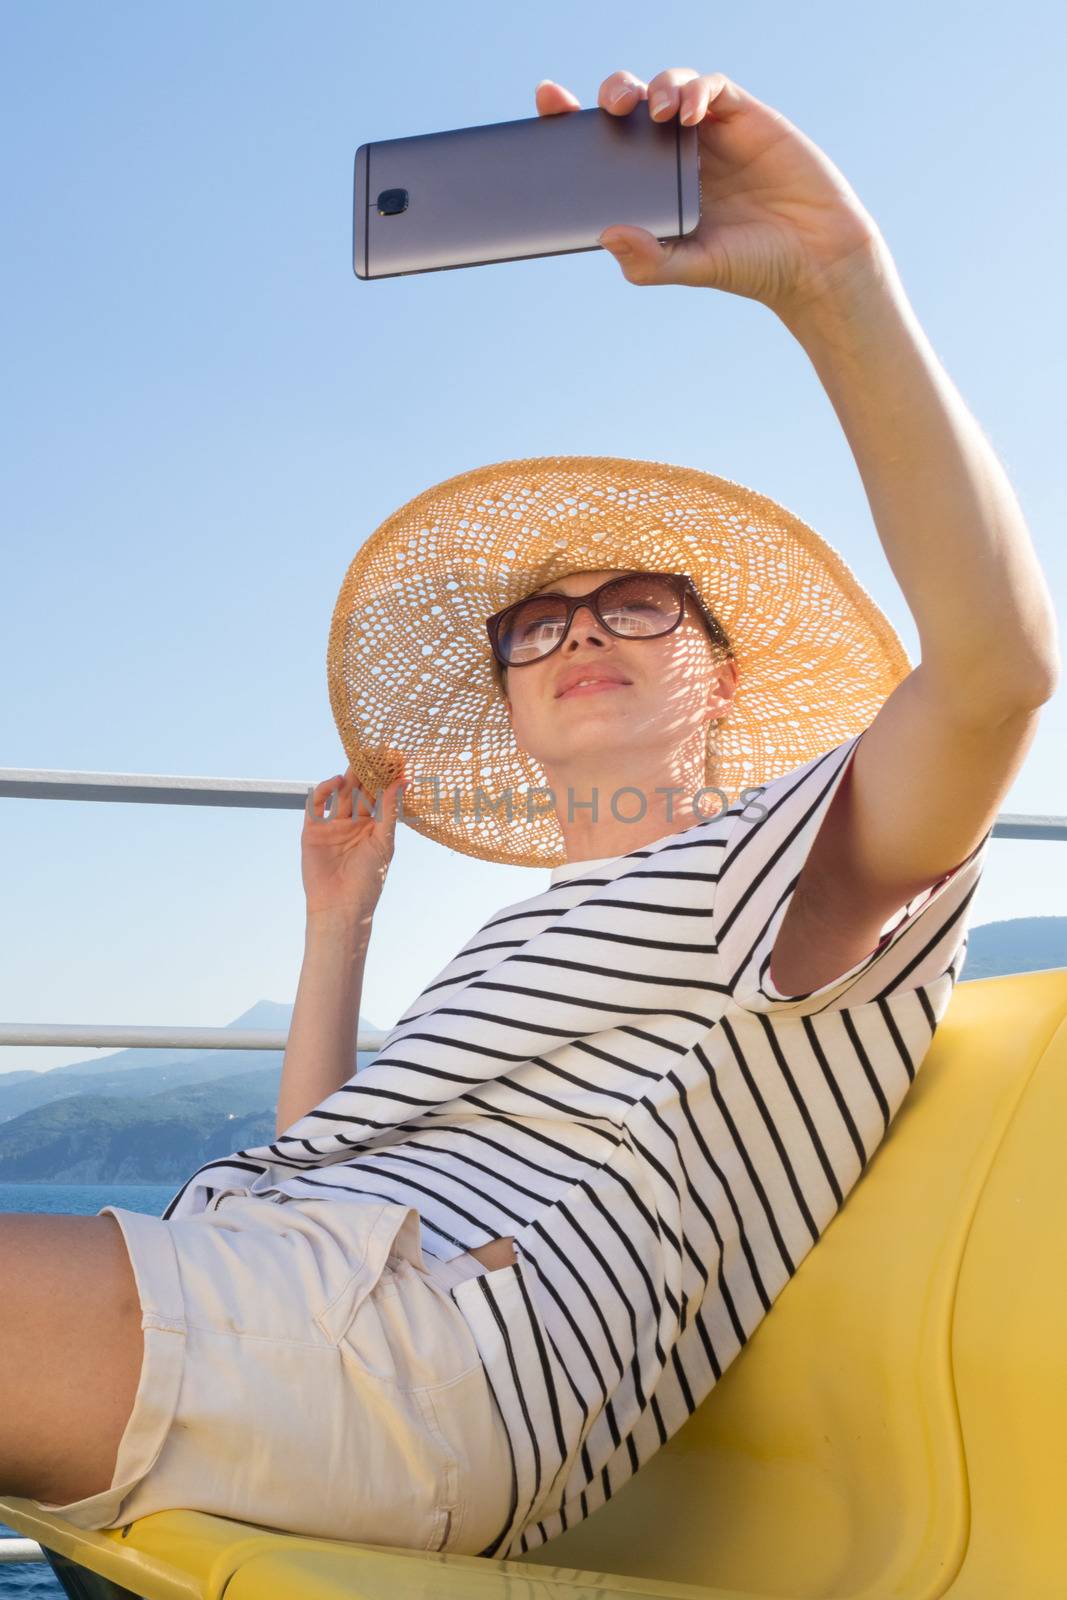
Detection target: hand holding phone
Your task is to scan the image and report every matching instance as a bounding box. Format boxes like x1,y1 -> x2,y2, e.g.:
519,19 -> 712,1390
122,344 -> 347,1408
353,89 -> 699,280
354,66 -> 886,321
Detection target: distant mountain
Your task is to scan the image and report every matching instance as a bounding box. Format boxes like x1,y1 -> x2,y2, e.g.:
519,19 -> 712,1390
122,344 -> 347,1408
0,1000 -> 383,1124
0,1066 -> 284,1183
0,1000 -> 389,1182
963,917 -> 1066,980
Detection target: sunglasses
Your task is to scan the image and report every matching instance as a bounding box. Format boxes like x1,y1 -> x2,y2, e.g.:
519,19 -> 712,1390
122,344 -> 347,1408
485,571 -> 731,669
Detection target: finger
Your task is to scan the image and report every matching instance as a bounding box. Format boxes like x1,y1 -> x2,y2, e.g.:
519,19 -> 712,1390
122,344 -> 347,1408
350,776 -> 387,823
679,80 -> 711,127
645,67 -> 751,125
342,763 -> 392,824
534,78 -> 581,116
682,71 -> 754,124
367,772 -> 407,840
597,223 -> 671,284
644,67 -> 701,121
599,71 -> 646,113
310,767 -> 359,823
332,769 -> 356,820
305,774 -> 343,823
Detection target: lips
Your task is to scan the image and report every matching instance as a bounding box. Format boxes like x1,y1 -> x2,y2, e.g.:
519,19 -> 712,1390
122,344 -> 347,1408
555,668 -> 632,699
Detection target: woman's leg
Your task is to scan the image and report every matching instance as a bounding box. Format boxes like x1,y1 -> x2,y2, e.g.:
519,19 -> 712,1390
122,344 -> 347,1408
0,1213 -> 144,1505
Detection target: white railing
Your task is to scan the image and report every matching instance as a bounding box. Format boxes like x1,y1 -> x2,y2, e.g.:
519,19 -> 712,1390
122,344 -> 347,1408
0,1538 -> 46,1563
2,764 -> 1066,838
0,1023 -> 388,1049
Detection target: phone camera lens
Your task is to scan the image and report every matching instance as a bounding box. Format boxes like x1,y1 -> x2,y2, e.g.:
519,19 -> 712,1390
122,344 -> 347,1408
377,188 -> 409,216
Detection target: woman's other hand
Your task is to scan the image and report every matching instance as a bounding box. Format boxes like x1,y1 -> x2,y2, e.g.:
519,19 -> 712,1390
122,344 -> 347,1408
301,762 -> 406,923
534,70 -> 886,321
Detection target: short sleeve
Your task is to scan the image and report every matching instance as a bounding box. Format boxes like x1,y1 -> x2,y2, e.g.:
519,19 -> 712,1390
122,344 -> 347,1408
714,729 -> 992,1015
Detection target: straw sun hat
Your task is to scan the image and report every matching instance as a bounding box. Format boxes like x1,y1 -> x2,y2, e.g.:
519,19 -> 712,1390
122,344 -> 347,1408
326,455 -> 910,868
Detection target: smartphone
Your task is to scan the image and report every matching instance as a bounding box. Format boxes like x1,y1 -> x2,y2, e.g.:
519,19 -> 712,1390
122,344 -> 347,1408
353,101 -> 700,280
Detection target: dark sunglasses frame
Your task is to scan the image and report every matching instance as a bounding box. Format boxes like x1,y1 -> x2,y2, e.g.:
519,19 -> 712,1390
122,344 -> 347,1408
485,570 -> 731,669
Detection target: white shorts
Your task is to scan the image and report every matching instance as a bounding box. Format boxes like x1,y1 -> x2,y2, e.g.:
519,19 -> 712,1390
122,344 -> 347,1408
30,1193 -> 515,1556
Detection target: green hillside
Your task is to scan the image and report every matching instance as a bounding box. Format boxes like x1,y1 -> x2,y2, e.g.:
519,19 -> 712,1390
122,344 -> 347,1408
0,1065 -> 282,1183
0,999 -> 383,1124
0,997 -> 392,1181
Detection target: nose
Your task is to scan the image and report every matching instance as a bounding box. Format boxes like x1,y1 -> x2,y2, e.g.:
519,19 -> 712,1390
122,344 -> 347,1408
561,600 -> 608,647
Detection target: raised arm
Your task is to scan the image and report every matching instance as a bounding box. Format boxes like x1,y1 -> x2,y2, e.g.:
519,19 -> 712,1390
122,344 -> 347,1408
764,254 -> 1057,992
536,65 -> 1059,992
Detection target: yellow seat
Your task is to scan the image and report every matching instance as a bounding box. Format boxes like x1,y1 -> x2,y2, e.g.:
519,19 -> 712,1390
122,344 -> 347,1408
4,967 -> 1066,1600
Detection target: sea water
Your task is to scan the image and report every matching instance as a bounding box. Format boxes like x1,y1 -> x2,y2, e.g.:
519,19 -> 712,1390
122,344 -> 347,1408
0,1184 -> 174,1598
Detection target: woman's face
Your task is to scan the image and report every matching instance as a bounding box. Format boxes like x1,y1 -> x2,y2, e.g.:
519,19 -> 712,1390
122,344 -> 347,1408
500,569 -> 737,776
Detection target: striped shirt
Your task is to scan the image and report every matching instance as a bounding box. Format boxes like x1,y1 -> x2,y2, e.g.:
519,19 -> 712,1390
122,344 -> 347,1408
162,726 -> 991,1560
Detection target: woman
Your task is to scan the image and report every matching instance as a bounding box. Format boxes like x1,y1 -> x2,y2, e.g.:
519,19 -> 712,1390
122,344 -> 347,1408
2,66 -> 1057,1563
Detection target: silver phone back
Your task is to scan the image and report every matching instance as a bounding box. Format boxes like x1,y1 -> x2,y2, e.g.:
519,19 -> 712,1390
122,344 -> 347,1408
353,103 -> 699,280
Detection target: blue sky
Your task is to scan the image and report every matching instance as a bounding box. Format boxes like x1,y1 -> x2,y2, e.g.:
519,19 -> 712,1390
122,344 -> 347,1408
2,0 -> 1064,1073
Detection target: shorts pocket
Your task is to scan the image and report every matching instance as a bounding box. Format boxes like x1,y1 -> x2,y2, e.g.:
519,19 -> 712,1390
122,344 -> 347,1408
339,1258 -> 485,1393
311,1201 -> 417,1347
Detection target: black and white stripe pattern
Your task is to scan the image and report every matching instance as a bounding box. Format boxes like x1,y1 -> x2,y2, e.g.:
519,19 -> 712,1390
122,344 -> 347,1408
163,729 -> 991,1559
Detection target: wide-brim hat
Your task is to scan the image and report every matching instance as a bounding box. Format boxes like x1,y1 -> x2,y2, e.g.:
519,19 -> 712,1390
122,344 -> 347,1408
326,454 -> 911,868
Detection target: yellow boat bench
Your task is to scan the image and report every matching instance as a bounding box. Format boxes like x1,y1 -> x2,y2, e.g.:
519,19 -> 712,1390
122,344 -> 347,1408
4,966 -> 1066,1600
